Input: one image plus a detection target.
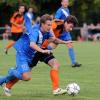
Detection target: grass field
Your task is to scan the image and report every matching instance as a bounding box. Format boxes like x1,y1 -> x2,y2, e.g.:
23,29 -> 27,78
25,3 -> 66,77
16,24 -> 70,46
0,40 -> 100,100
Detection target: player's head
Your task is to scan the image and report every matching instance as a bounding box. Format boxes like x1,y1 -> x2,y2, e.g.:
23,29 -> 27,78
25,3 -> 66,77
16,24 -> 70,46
64,15 -> 78,32
40,14 -> 52,32
61,0 -> 69,8
18,4 -> 25,14
28,6 -> 33,13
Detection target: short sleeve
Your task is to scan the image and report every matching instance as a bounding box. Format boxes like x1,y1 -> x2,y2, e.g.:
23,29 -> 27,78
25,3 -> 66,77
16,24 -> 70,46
28,28 -> 39,43
55,9 -> 62,19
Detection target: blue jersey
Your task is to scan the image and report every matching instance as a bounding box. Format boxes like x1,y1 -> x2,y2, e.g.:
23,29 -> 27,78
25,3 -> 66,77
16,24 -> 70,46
55,7 -> 70,20
24,12 -> 34,33
14,26 -> 53,61
59,31 -> 72,41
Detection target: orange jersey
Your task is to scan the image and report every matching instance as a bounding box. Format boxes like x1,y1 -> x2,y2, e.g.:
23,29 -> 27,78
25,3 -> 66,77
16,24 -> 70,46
10,12 -> 24,33
41,20 -> 64,49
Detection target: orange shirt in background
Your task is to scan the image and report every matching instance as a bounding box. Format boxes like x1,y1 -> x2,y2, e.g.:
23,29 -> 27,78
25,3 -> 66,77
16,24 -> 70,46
10,12 -> 24,33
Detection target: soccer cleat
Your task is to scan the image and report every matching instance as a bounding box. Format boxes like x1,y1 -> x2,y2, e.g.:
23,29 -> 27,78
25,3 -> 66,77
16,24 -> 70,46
72,62 -> 82,68
3,84 -> 11,96
53,88 -> 67,95
4,48 -> 8,55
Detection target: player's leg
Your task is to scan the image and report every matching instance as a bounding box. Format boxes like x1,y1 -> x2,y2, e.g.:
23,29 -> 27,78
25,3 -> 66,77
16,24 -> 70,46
5,33 -> 22,54
2,77 -> 19,96
2,53 -> 32,96
48,58 -> 67,95
40,53 -> 67,95
65,32 -> 81,67
2,52 -> 39,95
66,42 -> 81,67
5,40 -> 15,54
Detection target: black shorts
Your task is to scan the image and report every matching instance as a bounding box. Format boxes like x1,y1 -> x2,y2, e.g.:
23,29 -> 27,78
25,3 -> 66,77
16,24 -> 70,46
11,32 -> 23,41
29,52 -> 55,68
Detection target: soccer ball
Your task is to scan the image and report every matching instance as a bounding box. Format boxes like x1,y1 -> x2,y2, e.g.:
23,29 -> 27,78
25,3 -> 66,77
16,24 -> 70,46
66,83 -> 80,96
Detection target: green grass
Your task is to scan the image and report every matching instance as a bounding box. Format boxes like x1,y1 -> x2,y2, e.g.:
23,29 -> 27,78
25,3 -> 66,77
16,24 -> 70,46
0,40 -> 100,100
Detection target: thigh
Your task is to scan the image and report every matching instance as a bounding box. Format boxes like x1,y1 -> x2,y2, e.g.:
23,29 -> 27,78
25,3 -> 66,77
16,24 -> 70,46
39,52 -> 55,64
29,52 -> 40,69
16,52 -> 31,74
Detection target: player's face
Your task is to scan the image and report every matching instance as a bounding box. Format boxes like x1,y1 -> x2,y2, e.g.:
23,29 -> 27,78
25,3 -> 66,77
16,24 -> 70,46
19,6 -> 25,14
61,0 -> 69,8
41,20 -> 52,32
28,8 -> 33,13
64,22 -> 74,32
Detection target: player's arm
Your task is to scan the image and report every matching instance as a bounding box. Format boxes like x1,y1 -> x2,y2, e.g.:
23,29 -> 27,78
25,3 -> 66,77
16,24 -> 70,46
30,42 -> 52,54
48,37 -> 72,44
29,30 -> 52,54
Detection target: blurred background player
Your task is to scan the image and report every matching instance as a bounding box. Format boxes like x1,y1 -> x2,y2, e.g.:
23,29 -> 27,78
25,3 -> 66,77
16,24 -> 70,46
0,14 -> 67,96
55,0 -> 82,67
4,4 -> 25,54
24,6 -> 34,34
55,0 -> 70,21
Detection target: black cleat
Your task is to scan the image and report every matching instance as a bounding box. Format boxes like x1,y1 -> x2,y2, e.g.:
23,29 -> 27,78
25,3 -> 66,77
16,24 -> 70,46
72,62 -> 82,68
4,49 -> 8,55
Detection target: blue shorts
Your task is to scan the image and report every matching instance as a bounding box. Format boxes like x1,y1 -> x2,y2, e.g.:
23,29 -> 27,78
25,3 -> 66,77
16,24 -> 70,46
59,32 -> 72,41
16,52 -> 32,74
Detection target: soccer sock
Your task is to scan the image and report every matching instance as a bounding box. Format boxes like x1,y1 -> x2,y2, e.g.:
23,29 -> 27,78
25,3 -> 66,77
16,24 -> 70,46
0,68 -> 21,86
6,78 -> 19,89
50,69 -> 59,90
8,68 -> 22,80
68,48 -> 76,65
5,41 -> 15,50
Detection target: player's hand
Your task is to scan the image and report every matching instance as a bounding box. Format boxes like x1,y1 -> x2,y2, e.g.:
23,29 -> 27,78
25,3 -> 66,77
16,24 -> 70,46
66,40 -> 73,44
42,50 -> 53,54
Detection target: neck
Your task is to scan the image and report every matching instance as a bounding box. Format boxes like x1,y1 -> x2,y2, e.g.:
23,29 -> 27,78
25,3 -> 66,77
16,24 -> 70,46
40,27 -> 45,33
19,11 -> 23,15
62,6 -> 68,9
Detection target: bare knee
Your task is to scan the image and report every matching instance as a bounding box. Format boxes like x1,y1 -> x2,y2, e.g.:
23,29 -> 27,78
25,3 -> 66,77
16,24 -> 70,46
48,58 -> 60,69
22,73 -> 31,81
67,42 -> 73,48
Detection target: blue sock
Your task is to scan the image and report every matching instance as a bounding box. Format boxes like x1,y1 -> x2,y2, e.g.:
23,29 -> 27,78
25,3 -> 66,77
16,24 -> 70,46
0,68 -> 22,86
8,68 -> 22,80
0,76 -> 8,85
0,75 -> 14,85
68,48 -> 76,65
47,45 -> 53,50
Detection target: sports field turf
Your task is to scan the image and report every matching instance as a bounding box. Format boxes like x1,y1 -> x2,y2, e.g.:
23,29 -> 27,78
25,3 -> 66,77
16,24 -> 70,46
0,40 -> 100,100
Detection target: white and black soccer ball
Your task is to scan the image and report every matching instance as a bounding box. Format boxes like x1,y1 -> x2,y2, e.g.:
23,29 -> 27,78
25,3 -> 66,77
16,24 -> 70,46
66,83 -> 80,96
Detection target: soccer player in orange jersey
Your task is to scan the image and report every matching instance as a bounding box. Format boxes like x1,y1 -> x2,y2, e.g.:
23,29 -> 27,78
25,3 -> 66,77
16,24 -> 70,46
5,4 -> 25,54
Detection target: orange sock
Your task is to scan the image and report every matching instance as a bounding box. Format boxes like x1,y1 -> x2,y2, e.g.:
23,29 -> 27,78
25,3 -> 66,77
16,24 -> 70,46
6,41 -> 15,50
50,69 -> 59,90
6,78 -> 19,89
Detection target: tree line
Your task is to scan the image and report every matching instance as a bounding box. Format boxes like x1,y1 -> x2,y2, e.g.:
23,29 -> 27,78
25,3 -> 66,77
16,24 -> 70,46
0,0 -> 100,26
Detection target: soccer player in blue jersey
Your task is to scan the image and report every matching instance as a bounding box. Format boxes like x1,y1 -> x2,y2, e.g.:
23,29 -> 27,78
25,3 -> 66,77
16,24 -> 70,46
0,14 -> 68,96
55,0 -> 82,67
55,0 -> 70,20
24,6 -> 34,34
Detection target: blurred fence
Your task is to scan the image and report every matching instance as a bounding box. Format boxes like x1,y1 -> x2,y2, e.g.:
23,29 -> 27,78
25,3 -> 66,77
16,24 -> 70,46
0,26 -> 100,41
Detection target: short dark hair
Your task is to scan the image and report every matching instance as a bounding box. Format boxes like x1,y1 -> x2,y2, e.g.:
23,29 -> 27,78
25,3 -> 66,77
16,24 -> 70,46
40,14 -> 52,25
64,15 -> 78,26
18,4 -> 25,9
